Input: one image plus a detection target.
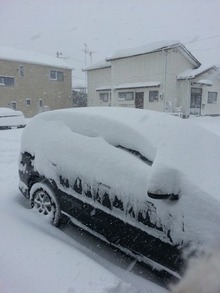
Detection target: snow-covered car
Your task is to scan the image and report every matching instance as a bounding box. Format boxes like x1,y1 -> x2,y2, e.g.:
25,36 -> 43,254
18,107 -> 220,279
0,108 -> 26,130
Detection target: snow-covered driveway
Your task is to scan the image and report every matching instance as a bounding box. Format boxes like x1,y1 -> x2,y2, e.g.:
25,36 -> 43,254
0,128 -> 168,293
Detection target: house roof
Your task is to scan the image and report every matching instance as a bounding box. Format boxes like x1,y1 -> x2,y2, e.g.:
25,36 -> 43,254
177,64 -> 218,80
193,79 -> 213,86
0,46 -> 73,69
114,81 -> 160,90
85,60 -> 111,71
96,85 -> 111,91
107,40 -> 201,67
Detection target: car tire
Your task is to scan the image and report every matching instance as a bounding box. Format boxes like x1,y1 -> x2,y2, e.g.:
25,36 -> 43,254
30,182 -> 61,226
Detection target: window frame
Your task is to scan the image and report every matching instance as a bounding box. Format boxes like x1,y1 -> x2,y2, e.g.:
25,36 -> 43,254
0,76 -> 15,86
49,70 -> 64,81
38,99 -> 43,108
26,98 -> 31,106
207,91 -> 217,104
118,91 -> 134,101
11,101 -> 17,110
99,92 -> 110,102
19,65 -> 24,77
149,90 -> 159,102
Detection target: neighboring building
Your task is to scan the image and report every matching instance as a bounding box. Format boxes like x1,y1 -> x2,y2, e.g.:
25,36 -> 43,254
0,47 -> 73,117
72,86 -> 87,107
86,40 -> 220,116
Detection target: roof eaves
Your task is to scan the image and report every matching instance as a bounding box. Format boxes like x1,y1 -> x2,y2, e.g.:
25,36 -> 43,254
85,65 -> 111,71
84,60 -> 111,71
106,42 -> 182,61
0,56 -> 73,70
178,44 -> 201,67
106,42 -> 201,68
193,65 -> 218,78
177,65 -> 218,80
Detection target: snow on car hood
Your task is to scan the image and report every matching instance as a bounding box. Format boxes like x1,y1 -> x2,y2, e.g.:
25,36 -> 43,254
21,107 -> 220,202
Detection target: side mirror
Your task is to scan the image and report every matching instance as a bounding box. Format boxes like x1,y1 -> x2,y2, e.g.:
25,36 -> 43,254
147,191 -> 179,200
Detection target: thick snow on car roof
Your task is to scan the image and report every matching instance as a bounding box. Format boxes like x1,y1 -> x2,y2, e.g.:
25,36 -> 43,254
21,107 -> 220,201
0,108 -> 26,128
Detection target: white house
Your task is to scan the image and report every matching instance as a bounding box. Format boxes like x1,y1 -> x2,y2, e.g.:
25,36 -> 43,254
86,40 -> 220,117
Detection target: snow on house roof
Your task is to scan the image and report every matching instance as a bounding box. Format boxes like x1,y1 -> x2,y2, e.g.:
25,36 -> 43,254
114,81 -> 160,90
0,46 -> 73,69
106,40 -> 201,67
85,60 -> 111,71
177,64 -> 218,80
194,79 -> 213,86
96,85 -> 111,91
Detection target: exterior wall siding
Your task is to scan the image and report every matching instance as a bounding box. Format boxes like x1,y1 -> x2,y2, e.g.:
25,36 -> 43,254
87,67 -> 111,107
0,59 -> 72,117
111,49 -> 194,112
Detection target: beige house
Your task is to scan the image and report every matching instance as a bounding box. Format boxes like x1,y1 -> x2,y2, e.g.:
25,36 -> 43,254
0,47 -> 73,117
86,41 -> 220,117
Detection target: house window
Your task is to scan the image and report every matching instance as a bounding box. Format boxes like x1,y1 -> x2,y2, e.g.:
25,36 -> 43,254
208,91 -> 217,104
50,70 -> 64,81
99,93 -> 109,102
38,99 -> 43,107
11,101 -> 17,110
0,76 -> 15,86
26,98 -> 31,106
118,91 -> 134,100
19,65 -> 24,77
149,90 -> 159,102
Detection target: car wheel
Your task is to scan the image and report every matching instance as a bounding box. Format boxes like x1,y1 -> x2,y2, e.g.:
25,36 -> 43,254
30,182 -> 61,226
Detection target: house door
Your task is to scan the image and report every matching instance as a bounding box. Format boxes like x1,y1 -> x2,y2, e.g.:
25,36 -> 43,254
190,88 -> 202,115
135,92 -> 144,109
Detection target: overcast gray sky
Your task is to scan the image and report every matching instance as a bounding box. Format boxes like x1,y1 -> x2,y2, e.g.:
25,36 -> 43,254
1,0 -> 220,86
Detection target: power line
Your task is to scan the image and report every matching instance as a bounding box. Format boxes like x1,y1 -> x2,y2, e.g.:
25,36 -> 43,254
190,46 -> 220,52
183,34 -> 220,45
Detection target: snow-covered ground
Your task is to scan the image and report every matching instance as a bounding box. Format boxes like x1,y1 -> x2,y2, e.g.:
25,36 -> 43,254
0,114 -> 220,293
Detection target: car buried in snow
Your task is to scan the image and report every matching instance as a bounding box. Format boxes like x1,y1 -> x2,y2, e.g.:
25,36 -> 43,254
18,107 -> 220,279
0,107 -> 26,130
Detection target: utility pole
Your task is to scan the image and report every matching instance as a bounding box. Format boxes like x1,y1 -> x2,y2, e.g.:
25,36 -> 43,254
83,43 -> 96,86
84,43 -> 88,86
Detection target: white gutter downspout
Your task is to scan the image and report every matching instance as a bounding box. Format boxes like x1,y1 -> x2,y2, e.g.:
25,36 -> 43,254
162,49 -> 168,112
186,78 -> 191,117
